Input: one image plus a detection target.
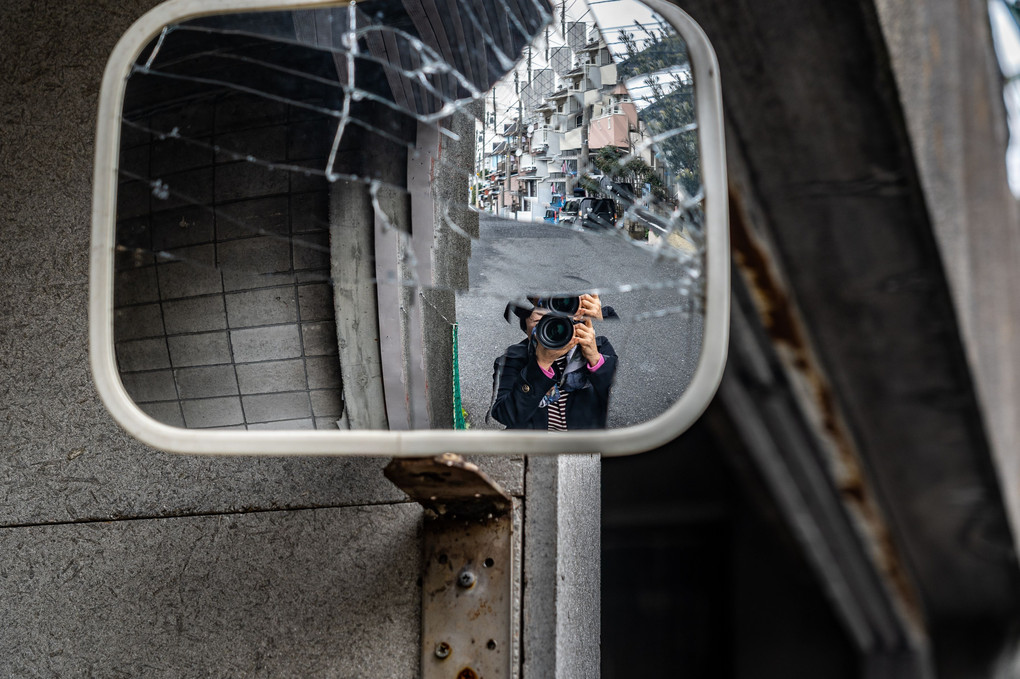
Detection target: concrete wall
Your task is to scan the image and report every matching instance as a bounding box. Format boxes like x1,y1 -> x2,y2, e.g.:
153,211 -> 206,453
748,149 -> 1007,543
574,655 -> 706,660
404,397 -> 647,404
115,89 -> 343,430
873,0 -> 1020,547
0,2 -> 530,675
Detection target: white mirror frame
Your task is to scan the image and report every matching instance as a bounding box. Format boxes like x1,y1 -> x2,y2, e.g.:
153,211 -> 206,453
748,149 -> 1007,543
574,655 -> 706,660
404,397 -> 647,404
90,0 -> 729,456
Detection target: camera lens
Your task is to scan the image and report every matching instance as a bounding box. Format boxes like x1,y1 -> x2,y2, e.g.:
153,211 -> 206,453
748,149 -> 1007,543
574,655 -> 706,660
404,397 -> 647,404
547,296 -> 580,315
536,315 -> 575,349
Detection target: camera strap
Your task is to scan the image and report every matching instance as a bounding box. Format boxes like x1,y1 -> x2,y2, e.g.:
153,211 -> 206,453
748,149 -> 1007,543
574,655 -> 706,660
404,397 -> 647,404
541,353 -> 573,406
545,355 -> 570,430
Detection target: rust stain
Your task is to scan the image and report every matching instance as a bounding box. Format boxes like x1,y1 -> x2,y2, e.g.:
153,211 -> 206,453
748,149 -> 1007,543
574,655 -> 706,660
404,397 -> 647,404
467,601 -> 494,621
728,188 -> 925,632
457,668 -> 478,679
928,28 -> 941,63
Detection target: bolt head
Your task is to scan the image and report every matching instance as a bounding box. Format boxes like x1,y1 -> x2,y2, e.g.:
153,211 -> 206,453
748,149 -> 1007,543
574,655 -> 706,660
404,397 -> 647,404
435,642 -> 451,659
457,569 -> 477,588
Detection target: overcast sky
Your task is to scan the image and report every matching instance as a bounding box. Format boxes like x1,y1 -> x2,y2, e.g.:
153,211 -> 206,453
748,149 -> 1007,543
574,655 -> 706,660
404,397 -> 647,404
988,0 -> 1020,195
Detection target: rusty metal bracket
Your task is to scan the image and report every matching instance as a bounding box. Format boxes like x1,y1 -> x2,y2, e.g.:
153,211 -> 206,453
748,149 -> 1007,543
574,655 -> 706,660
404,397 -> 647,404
385,454 -> 517,679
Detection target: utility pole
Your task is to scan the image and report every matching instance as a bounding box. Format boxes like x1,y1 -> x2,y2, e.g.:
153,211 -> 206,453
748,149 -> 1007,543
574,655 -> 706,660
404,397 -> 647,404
494,88 -> 505,216
579,103 -> 590,195
518,72 -> 524,218
480,98 -> 486,211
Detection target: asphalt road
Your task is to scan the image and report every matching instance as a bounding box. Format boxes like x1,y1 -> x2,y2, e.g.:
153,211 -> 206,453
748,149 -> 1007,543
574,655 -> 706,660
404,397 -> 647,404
455,213 -> 704,430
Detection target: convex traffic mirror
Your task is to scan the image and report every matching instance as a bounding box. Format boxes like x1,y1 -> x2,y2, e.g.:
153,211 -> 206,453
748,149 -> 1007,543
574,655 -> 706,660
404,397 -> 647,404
90,0 -> 728,456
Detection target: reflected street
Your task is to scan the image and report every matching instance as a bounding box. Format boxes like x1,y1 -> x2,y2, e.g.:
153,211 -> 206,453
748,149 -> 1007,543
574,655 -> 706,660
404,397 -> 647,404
457,214 -> 704,430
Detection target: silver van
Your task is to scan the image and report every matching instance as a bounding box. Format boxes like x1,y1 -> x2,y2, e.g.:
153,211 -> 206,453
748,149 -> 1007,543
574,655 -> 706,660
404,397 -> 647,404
559,200 -> 580,224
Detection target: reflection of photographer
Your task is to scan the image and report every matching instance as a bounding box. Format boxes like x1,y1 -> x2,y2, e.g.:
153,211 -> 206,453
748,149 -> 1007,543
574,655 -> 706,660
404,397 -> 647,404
490,294 -> 618,430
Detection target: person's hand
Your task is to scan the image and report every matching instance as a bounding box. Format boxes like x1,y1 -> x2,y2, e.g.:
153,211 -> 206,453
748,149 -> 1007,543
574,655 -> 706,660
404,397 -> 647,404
577,293 -> 603,320
535,338 -> 575,371
574,318 -> 602,366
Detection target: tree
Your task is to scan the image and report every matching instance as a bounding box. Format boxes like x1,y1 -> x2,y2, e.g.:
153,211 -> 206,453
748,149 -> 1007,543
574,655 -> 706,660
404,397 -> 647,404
616,21 -> 690,82
588,146 -> 669,202
613,20 -> 701,199
640,73 -> 700,198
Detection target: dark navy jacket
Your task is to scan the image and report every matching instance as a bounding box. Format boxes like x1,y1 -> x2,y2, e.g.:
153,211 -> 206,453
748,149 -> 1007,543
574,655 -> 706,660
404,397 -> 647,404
490,336 -> 617,430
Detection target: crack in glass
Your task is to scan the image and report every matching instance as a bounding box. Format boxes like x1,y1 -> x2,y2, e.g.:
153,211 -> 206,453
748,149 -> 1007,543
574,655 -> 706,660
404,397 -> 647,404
111,0 -> 706,433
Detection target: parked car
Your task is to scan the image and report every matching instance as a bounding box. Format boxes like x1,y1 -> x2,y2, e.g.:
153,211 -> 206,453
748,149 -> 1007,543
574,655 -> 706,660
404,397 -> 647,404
578,197 -> 616,230
543,208 -> 558,223
559,200 -> 580,224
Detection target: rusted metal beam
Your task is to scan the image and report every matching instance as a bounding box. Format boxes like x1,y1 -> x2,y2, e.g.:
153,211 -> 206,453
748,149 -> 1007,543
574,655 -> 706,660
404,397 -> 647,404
727,185 -> 926,641
707,152 -> 935,677
680,0 -> 1018,630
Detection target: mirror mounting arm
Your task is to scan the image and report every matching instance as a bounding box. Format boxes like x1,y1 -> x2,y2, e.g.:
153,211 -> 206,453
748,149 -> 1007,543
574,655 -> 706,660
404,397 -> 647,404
385,454 -> 516,678
384,453 -> 511,519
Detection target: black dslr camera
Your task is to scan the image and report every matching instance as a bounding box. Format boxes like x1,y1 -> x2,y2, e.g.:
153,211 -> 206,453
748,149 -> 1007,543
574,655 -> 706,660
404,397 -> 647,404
533,296 -> 580,350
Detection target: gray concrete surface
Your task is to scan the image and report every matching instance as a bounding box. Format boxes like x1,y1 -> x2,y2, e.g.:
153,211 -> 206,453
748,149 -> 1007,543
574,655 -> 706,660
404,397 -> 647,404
682,0 -> 1019,626
873,0 -> 1020,550
0,503 -> 422,677
523,455 -> 600,679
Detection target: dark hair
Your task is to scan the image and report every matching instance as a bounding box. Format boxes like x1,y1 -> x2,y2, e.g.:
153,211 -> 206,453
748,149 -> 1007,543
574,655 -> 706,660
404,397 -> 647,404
503,301 -> 534,333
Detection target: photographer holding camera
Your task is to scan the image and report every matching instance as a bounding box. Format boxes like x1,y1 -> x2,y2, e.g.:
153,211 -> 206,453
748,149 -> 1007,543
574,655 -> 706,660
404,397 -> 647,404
490,294 -> 618,431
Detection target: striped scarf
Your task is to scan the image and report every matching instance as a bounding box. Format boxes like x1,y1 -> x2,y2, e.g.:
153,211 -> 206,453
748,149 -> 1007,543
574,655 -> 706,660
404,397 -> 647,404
547,355 -> 569,431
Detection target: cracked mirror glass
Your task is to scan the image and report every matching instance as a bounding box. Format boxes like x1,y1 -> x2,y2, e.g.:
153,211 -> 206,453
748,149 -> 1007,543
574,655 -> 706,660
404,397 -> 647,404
111,0 -> 704,433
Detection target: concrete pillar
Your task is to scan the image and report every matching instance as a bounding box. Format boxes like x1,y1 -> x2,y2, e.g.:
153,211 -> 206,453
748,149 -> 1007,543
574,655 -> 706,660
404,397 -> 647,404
523,455 -> 601,679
